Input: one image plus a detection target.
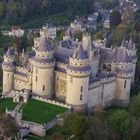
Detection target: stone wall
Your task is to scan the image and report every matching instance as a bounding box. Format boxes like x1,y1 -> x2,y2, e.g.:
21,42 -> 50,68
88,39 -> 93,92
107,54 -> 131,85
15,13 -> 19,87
32,95 -> 71,109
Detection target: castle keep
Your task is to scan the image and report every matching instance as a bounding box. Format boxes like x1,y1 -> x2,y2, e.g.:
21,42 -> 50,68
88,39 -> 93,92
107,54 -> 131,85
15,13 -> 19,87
2,32 -> 137,111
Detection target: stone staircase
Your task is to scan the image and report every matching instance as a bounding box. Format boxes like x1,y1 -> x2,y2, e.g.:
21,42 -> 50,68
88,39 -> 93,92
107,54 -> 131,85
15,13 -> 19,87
18,127 -> 31,138
13,102 -> 24,112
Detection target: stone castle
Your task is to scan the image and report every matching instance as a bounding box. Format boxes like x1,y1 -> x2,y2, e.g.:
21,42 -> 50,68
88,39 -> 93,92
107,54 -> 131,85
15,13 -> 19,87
2,31 -> 137,111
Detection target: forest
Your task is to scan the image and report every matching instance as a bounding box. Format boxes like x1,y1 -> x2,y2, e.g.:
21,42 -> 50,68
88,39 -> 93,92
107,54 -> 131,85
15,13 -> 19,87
0,0 -> 95,27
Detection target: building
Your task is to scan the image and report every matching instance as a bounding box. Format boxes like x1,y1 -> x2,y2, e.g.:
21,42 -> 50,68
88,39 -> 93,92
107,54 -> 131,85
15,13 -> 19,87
9,26 -> 24,37
103,19 -> 110,29
2,32 -> 137,112
42,23 -> 57,39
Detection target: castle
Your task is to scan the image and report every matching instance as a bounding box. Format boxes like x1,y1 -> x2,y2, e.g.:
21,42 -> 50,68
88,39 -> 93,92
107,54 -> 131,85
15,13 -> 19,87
2,31 -> 137,111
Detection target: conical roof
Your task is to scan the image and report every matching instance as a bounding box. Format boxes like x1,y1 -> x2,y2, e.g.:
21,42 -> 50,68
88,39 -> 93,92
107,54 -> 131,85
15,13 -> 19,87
114,47 -> 131,63
75,45 -> 88,60
6,47 -> 14,57
127,38 -> 133,50
38,37 -> 53,52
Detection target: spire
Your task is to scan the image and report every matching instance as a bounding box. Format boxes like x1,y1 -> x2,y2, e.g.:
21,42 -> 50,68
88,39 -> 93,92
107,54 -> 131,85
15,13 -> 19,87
127,38 -> 133,50
121,38 -> 125,47
75,44 -> 88,60
38,37 -> 53,52
6,47 -> 14,57
114,47 -> 131,63
21,48 -> 25,57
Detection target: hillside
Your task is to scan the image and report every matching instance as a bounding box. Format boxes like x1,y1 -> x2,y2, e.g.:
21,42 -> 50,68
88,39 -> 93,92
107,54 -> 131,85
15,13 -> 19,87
0,0 -> 95,29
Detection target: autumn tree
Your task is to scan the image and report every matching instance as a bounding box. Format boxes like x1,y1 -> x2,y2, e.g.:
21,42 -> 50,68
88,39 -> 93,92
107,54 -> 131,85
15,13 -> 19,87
110,9 -> 122,27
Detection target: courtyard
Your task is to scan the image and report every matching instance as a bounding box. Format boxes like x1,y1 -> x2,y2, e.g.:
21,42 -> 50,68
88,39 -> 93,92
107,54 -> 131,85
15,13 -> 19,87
22,99 -> 68,124
0,98 -> 17,114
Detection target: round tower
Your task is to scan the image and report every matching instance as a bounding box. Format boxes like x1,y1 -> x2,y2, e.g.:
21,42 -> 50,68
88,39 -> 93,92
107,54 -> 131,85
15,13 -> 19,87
30,37 -> 55,98
116,63 -> 133,107
66,45 -> 91,112
113,47 -> 133,107
127,39 -> 137,85
2,48 -> 15,96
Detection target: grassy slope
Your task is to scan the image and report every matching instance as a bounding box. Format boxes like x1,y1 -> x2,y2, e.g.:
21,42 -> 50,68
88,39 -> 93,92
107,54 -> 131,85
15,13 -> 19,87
22,99 -> 68,124
0,98 -> 17,114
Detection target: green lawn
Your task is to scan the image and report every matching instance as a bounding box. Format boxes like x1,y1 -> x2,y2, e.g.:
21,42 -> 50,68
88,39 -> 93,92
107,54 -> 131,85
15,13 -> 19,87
0,98 -> 17,114
22,99 -> 68,124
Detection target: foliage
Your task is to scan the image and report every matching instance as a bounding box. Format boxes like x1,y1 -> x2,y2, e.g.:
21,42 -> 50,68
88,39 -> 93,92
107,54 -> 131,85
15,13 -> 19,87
0,114 -> 18,139
99,0 -> 119,9
107,24 -> 132,47
0,0 -> 95,28
107,110 -> 134,140
93,31 -> 104,40
73,30 -> 83,41
110,9 -> 122,27
133,21 -> 140,33
129,93 -> 140,119
70,115 -> 89,139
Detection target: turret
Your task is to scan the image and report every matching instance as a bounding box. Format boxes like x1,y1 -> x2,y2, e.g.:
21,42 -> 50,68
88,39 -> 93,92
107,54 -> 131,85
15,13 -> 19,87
30,37 -> 55,98
63,27 -> 73,41
82,33 -> 100,78
111,47 -> 133,107
66,44 -> 91,111
127,38 -> 137,85
82,33 -> 92,51
2,47 -> 15,96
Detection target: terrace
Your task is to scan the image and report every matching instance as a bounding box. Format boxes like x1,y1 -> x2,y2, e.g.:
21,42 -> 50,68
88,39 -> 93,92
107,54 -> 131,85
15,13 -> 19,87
22,99 -> 68,124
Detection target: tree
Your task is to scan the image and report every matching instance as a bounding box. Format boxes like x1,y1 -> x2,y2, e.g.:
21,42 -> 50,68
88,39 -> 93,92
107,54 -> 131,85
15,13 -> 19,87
107,110 -> 133,140
110,10 -> 122,27
133,21 -> 140,33
0,114 -> 18,139
129,93 -> 140,119
0,2 -> 5,17
73,31 -> 83,41
70,115 -> 89,139
94,32 -> 104,40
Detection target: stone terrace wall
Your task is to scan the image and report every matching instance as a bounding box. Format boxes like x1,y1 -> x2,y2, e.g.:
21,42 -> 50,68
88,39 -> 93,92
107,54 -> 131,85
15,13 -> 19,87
32,95 -> 71,109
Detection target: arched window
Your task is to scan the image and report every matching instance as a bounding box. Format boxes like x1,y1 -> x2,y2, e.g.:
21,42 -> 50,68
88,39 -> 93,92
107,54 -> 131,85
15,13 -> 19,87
124,80 -> 127,88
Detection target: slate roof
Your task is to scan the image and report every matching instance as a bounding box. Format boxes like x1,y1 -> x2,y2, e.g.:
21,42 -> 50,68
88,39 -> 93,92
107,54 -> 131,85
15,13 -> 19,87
114,47 -> 131,63
54,47 -> 73,64
37,37 -> 53,52
75,45 -> 88,60
6,48 -> 14,57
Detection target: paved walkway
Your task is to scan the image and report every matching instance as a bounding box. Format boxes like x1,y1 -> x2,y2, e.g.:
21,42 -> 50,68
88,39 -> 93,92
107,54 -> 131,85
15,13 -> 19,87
14,102 -> 24,112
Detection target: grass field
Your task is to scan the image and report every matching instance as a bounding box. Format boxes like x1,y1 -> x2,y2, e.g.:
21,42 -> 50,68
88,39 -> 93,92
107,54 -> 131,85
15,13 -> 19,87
0,98 -> 17,114
22,99 -> 68,124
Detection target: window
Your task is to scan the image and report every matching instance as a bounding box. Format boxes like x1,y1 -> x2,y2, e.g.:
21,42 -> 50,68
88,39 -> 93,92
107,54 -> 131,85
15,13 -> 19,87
80,95 -> 82,101
36,76 -> 38,82
124,80 -> 127,88
81,86 -> 83,92
36,68 -> 38,74
70,77 -> 73,83
43,85 -> 45,91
